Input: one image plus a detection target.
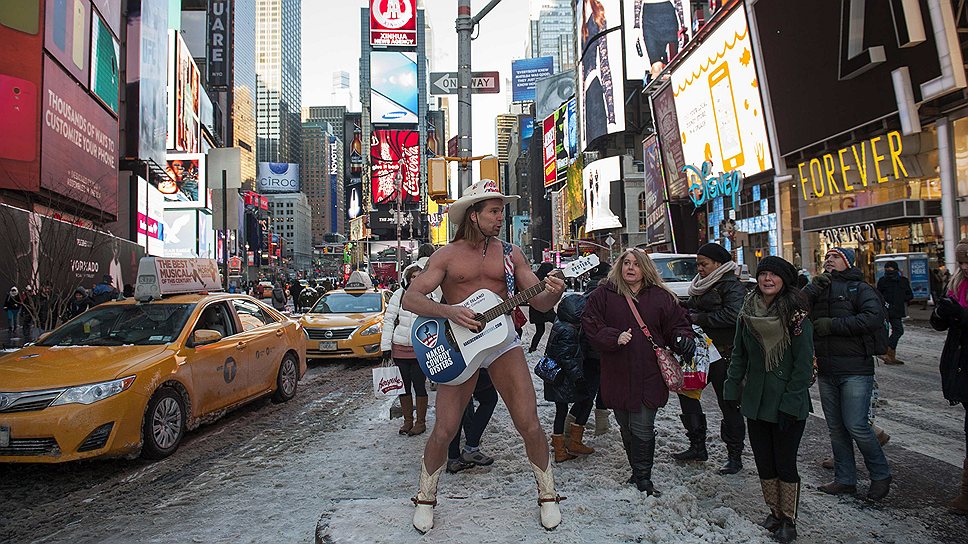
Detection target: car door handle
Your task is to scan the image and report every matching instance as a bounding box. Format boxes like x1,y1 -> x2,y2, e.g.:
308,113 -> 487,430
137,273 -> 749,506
236,341 -> 247,350
275,329 -> 284,337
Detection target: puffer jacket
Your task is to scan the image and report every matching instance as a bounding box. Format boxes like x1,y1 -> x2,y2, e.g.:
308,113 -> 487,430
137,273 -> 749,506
681,274 -> 746,351
877,270 -> 913,319
931,300 -> 968,404
803,267 -> 884,376
543,295 -> 593,403
381,288 -> 439,350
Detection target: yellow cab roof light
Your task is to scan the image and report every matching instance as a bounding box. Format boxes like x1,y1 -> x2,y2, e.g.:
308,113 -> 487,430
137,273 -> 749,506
134,257 -> 224,302
343,270 -> 374,293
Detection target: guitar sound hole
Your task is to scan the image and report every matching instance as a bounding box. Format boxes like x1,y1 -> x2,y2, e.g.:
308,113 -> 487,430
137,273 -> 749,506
473,314 -> 485,333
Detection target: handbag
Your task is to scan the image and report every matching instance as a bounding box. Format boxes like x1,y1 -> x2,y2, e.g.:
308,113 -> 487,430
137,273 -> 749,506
625,295 -> 684,392
681,324 -> 718,391
372,360 -> 405,398
534,356 -> 564,384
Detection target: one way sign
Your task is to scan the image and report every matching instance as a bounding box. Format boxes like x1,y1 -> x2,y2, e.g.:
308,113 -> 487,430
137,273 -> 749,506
430,71 -> 501,95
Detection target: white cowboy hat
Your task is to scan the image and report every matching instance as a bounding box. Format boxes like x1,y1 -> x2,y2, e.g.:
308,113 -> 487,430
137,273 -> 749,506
447,179 -> 519,226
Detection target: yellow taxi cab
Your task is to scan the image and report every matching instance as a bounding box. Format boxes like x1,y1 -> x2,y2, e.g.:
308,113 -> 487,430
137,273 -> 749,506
300,271 -> 390,360
0,257 -> 307,463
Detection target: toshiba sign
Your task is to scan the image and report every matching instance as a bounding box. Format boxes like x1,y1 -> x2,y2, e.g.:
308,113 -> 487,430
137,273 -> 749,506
370,0 -> 416,46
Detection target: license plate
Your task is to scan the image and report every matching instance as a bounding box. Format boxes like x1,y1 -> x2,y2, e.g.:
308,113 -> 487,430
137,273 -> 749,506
0,426 -> 9,448
320,341 -> 338,351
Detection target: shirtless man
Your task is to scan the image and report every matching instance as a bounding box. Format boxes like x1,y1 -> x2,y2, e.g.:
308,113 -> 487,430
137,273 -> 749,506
402,180 -> 566,532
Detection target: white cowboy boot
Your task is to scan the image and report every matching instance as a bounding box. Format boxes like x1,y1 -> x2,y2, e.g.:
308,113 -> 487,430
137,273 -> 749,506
412,459 -> 443,533
531,461 -> 564,530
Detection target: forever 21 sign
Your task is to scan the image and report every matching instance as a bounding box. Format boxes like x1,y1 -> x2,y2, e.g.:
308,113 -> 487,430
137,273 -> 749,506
207,0 -> 232,90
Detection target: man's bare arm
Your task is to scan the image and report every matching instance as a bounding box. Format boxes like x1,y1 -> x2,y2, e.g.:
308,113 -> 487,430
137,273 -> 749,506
511,246 -> 563,312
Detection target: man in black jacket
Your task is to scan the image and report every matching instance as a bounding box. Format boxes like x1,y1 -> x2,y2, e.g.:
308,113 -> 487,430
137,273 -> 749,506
804,247 -> 892,501
877,261 -> 913,365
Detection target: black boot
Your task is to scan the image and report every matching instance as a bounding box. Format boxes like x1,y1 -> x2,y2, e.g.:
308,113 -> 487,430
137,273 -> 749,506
630,431 -> 661,496
620,425 -> 635,485
673,414 -> 708,462
719,444 -> 743,475
774,480 -> 800,543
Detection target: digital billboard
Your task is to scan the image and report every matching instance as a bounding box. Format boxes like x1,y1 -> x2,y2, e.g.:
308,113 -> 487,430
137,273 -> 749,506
44,0 -> 91,88
167,30 -> 200,152
623,0 -> 690,81
90,0 -> 122,37
162,209 -> 199,258
652,83 -> 688,199
511,56 -> 554,103
371,51 -> 418,124
41,55 -> 119,215
369,0 -> 416,47
642,135 -> 671,246
519,116 -> 534,152
162,152 -> 206,207
670,6 -> 772,178
206,0 -> 231,90
580,30 -> 625,150
90,11 -> 120,114
124,0 -> 168,169
577,0 -> 621,58
0,2 -> 43,192
257,162 -> 300,193
543,114 -> 556,188
370,130 -> 419,205
137,176 -> 165,255
582,156 -> 623,233
535,71 -> 576,121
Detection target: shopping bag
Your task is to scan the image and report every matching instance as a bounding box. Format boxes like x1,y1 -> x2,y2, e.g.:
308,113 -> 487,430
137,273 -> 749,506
534,356 -> 563,384
681,324 -> 718,391
372,364 -> 405,398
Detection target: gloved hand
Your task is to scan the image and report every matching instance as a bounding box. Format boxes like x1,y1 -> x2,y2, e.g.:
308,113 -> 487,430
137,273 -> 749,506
937,297 -> 963,321
382,350 -> 392,363
813,317 -> 833,337
688,311 -> 702,325
674,335 -> 696,359
811,272 -> 832,290
777,412 -> 797,432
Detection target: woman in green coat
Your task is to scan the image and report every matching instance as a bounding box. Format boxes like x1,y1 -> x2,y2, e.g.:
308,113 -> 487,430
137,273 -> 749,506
724,256 -> 813,544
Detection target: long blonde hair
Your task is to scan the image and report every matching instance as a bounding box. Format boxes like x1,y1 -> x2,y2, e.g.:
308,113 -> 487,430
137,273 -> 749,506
948,268 -> 965,296
606,249 -> 676,299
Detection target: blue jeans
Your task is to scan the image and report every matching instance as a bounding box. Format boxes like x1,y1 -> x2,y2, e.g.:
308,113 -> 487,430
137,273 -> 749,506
5,308 -> 18,331
818,375 -> 892,485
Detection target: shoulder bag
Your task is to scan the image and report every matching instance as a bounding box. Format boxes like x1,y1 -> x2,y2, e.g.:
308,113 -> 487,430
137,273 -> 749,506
625,295 -> 684,392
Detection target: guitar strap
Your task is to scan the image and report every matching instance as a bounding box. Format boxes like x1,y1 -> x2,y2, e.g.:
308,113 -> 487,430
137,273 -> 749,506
501,241 -> 515,297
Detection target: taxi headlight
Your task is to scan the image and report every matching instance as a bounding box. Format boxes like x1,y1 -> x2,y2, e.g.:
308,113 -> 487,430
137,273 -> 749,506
359,323 -> 382,336
51,376 -> 136,406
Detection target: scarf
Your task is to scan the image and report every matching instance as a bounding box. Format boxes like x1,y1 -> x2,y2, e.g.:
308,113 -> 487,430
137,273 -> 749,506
740,293 -> 790,373
688,261 -> 739,297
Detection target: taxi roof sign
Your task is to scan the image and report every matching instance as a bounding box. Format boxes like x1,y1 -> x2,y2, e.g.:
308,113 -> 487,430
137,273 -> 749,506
343,270 -> 373,292
134,257 -> 223,302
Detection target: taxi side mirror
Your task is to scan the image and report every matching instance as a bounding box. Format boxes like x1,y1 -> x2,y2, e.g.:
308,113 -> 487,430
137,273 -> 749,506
193,329 -> 223,347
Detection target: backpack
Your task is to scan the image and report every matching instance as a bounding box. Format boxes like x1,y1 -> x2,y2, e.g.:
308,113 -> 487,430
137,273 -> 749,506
847,280 -> 889,356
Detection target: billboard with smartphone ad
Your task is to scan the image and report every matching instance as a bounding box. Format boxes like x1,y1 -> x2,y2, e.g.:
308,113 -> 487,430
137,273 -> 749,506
370,0 -> 416,46
90,11 -> 120,114
41,55 -> 119,215
0,0 -> 44,191
669,6 -> 772,179
124,0 -> 168,169
370,129 -> 419,205
45,0 -> 91,89
370,51 -> 418,124
162,152 -> 206,207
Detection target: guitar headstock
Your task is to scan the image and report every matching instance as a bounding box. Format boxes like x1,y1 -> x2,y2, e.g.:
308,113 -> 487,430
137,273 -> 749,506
559,254 -> 601,279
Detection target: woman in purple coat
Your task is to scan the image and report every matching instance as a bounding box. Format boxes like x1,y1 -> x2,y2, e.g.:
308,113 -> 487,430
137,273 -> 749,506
582,249 -> 695,495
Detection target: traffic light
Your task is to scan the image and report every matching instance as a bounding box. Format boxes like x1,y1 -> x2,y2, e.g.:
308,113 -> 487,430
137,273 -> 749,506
480,155 -> 499,191
428,157 -> 448,200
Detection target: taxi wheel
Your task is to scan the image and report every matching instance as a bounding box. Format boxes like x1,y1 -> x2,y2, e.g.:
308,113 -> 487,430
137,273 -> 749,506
141,387 -> 186,460
271,353 -> 299,403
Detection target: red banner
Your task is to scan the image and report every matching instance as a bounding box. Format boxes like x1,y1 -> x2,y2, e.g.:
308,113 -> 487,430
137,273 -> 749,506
370,130 -> 419,205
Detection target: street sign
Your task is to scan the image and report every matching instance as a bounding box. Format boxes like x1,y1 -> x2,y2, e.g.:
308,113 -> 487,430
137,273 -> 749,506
605,236 -> 615,247
430,71 -> 501,95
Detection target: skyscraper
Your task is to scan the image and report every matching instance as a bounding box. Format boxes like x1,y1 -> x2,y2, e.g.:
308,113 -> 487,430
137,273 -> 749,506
331,71 -> 354,109
495,114 -> 516,167
302,115 -> 345,243
256,0 -> 302,164
527,0 -> 574,72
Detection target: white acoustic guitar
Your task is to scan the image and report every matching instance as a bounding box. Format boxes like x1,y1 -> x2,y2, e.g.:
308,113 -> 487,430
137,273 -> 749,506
412,254 -> 600,385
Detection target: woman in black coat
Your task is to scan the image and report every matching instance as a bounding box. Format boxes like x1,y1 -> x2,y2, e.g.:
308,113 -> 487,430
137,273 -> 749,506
528,262 -> 557,352
543,294 -> 597,462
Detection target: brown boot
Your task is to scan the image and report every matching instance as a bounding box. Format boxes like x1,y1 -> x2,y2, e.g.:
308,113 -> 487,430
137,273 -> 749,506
399,396 -> 414,435
950,458 -> 968,514
551,434 -> 576,462
567,423 -> 595,455
408,396 -> 428,436
883,347 -> 904,365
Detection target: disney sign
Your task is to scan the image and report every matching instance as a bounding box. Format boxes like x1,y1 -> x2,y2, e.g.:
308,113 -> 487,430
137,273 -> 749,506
682,161 -> 743,209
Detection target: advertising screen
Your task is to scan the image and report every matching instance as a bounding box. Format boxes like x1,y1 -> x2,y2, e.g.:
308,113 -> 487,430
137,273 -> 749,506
41,55 -> 119,215
543,114 -> 556,188
512,215 -> 531,250
554,102 -> 569,184
206,0 -> 231,90
124,0 -> 167,169
257,162 -> 300,193
580,30 -> 625,151
652,83 -> 688,199
90,12 -> 120,114
520,116 -> 534,152
0,1 -> 44,192
535,71 -> 576,121
45,0 -> 91,88
565,160 -> 584,224
582,156 -> 623,233
623,0 -> 690,81
371,51 -> 418,124
162,152 -> 206,207
136,176 -> 165,255
162,209 -> 199,258
346,177 -> 363,220
670,6 -> 772,178
567,97 -> 578,160
167,30 -> 200,152
369,0 -> 416,47
577,0 -> 621,58
642,135 -> 671,245
428,198 -> 448,246
90,0 -> 121,37
511,56 -> 554,102
370,130 -> 419,205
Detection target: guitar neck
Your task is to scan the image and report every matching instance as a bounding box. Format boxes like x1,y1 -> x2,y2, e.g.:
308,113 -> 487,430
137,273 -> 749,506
480,279 -> 550,324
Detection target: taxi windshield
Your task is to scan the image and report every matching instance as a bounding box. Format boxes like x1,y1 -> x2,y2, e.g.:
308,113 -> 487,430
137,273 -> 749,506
652,257 -> 698,283
310,292 -> 382,314
38,304 -> 196,347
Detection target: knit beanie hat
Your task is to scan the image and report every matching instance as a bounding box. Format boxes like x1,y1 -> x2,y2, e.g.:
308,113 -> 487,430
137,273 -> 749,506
956,238 -> 968,263
697,242 -> 732,264
755,256 -> 797,288
827,247 -> 856,268
883,260 -> 899,271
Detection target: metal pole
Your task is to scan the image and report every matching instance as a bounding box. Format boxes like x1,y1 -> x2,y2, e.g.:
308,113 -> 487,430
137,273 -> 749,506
396,158 -> 403,284
456,0 -> 473,193
938,117 -> 959,270
222,170 -> 229,290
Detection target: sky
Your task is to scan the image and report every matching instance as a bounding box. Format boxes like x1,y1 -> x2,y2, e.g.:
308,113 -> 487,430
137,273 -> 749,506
301,0 -> 531,156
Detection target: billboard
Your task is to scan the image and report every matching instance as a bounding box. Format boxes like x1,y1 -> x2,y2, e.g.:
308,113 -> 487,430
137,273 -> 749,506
642,135 -> 671,245
0,1 -> 43,192
329,136 -> 338,233
137,176 -> 165,255
512,215 -> 531,250
206,0 -> 231,90
577,0 -> 621,58
371,51 -> 418,124
623,0 -> 690,81
90,0 -> 122,37
428,198 -> 448,246
162,153 -> 206,207
257,162 -> 300,193
520,116 -> 534,152
90,10 -> 120,114
652,83 -> 688,199
580,30 -> 625,150
511,56 -> 554,103
582,156 -> 623,233
543,114 -> 556,188
44,0 -> 91,88
535,71 -> 576,121
167,30 -> 200,152
370,130 -> 419,205
565,160 -> 584,223
41,55 -> 119,215
162,209 -> 200,258
124,0 -> 168,169
369,0 -> 416,47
